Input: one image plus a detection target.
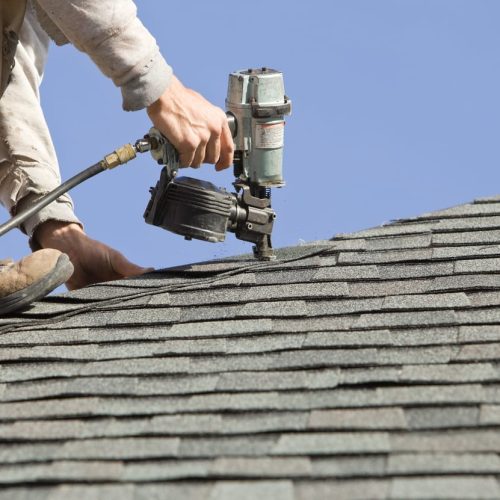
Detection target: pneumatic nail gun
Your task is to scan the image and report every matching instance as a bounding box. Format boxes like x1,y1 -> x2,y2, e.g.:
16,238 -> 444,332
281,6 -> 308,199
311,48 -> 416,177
143,67 -> 292,260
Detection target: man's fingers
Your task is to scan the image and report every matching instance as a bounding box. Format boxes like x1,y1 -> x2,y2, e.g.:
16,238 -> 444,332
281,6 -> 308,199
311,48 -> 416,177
179,151 -> 195,168
216,122 -> 234,171
177,136 -> 197,167
111,250 -> 153,278
205,134 -> 221,165
192,140 -> 208,168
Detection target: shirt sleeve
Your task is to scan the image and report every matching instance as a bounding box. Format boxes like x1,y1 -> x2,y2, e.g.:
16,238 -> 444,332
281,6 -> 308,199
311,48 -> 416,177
34,0 -> 173,111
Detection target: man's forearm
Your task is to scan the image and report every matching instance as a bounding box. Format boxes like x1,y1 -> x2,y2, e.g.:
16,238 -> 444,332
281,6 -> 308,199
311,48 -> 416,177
34,0 -> 173,111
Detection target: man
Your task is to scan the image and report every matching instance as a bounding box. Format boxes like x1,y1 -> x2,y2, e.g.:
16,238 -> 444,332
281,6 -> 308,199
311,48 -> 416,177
0,0 -> 234,314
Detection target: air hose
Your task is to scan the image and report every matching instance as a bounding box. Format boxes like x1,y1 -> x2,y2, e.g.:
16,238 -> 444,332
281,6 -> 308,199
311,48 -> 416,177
0,141 -> 148,238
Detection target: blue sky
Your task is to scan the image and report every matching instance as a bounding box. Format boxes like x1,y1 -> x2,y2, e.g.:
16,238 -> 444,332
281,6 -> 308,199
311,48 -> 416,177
3,0 -> 500,274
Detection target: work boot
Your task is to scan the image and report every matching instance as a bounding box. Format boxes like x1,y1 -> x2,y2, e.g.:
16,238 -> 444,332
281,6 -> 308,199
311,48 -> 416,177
0,249 -> 74,315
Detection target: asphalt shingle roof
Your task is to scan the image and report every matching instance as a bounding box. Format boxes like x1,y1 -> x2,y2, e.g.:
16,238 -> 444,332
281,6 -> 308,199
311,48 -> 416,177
2,195 -> 500,499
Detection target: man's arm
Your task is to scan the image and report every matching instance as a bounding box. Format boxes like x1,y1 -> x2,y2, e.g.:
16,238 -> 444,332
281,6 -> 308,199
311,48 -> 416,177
34,0 -> 233,169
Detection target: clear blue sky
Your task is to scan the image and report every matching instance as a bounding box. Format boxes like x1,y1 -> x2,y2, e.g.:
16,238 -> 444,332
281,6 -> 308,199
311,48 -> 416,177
3,0 -> 500,273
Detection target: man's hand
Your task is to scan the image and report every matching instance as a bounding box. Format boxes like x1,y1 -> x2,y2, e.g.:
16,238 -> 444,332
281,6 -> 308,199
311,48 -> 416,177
147,76 -> 234,171
34,221 -> 152,290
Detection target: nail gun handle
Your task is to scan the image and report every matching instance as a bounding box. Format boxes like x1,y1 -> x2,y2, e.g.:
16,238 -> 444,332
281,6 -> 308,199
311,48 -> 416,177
147,127 -> 181,180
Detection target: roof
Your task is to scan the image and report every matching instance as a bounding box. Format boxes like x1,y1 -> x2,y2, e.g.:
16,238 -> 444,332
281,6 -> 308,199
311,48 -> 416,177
2,195 -> 500,499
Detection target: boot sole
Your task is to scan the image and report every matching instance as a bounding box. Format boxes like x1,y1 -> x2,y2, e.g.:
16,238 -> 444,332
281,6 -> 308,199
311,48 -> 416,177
0,254 -> 74,315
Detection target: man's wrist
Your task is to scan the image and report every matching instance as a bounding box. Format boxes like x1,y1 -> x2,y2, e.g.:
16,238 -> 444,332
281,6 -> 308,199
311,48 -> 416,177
34,220 -> 84,251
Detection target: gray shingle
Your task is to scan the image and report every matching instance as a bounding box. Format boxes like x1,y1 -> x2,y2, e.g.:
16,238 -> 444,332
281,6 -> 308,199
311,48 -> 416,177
122,460 -> 210,481
107,307 -> 182,325
295,479 -> 390,500
433,214 -> 500,229
2,374 -> 220,402
353,310 -> 458,329
467,292 -> 500,307
389,476 -> 500,499
432,245 -> 500,260
191,347 -> 428,374
479,404 -> 500,425
208,481 -> 294,500
272,432 -> 390,455
306,328 -> 458,348
0,488 -> 53,500
0,356 -> 194,383
225,333 -> 305,354
348,279 -> 433,297
221,412 -> 308,434
338,248 -> 433,265
0,438 -> 180,463
433,230 -> 500,246
308,408 -> 406,430
217,370 -> 307,392
243,282 -> 349,301
328,238 -> 367,251
0,461 -> 124,483
336,222 -> 435,239
179,436 -> 277,457
58,283 -> 145,299
0,415 -> 230,441
13,301 -> 84,317
382,292 -> 470,309
455,343 -> 500,362
365,233 -> 432,251
210,457 -> 311,477
377,262 -> 454,279
455,257 -> 500,274
431,274 -> 500,292
474,195 -> 500,203
306,298 -> 383,317
0,341 -> 171,362
404,407 -> 479,429
254,268 -> 319,285
167,319 -> 273,338
399,363 -> 498,384
178,304 -> 241,322
418,202 -> 500,219
217,369 -> 339,392
50,485 -> 135,500
314,265 -> 380,281
310,456 -> 386,477
387,453 -> 500,474
339,366 -> 401,385
134,484 -> 212,500
169,288 -> 249,307
391,430 -> 500,452
271,316 -> 355,332
0,362 -> 84,383
239,301 -> 309,318
459,325 -> 500,343
376,345 -> 457,365
456,308 -> 500,325
0,327 -> 139,346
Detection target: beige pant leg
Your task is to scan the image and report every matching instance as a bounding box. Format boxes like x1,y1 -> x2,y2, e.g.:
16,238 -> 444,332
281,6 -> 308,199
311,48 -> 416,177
0,2 -> 80,241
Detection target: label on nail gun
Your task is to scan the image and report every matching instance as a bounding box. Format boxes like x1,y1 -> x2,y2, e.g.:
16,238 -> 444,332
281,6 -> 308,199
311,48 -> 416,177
255,122 -> 284,149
